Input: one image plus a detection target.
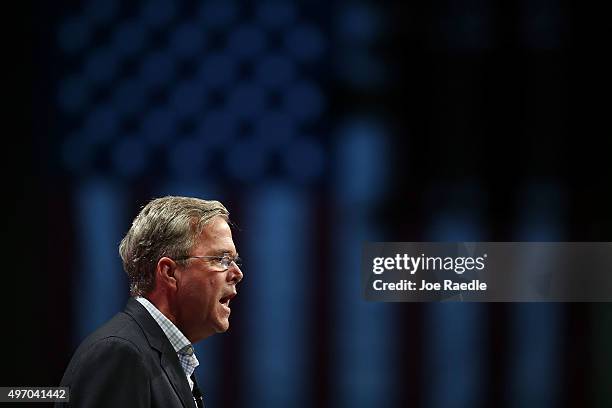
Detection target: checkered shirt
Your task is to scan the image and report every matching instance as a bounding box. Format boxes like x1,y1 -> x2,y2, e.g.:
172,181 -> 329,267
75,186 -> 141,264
135,297 -> 200,392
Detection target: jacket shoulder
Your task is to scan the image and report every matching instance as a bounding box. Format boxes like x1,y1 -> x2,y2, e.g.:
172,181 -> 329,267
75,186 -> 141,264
58,334 -> 151,407
60,312 -> 149,383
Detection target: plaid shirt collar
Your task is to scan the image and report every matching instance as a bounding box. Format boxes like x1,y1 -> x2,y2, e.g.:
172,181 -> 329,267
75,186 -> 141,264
135,296 -> 199,376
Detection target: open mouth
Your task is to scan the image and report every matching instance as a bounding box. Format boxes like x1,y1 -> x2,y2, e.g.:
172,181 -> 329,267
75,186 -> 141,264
219,292 -> 236,308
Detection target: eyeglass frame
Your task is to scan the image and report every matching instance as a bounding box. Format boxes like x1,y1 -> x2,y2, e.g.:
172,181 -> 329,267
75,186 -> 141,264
174,253 -> 242,271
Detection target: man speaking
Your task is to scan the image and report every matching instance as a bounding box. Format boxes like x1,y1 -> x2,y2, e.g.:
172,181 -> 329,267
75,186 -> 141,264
56,196 -> 243,407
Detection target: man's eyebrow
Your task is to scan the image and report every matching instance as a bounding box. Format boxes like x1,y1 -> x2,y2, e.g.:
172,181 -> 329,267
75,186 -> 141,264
210,249 -> 238,257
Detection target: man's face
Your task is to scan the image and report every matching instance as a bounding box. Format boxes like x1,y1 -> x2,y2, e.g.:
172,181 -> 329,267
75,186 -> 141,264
174,216 -> 243,343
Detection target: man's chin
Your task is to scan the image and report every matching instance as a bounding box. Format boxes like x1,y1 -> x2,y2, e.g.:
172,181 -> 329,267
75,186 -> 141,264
214,319 -> 230,333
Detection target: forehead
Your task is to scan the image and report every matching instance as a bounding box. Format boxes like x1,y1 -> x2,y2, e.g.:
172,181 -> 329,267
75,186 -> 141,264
194,216 -> 235,254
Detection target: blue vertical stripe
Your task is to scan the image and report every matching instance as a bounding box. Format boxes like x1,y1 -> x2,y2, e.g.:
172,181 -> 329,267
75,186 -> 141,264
509,181 -> 563,408
424,183 -> 486,408
508,304 -> 561,407
333,222 -> 397,408
425,303 -> 486,408
74,179 -> 126,344
333,121 -> 396,407
243,184 -> 311,407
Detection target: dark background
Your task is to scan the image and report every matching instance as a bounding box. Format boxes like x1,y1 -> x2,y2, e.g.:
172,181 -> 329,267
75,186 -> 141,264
15,0 -> 612,407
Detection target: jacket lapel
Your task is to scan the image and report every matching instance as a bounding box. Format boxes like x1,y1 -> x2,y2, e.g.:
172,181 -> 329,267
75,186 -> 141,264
124,298 -> 195,408
160,341 -> 196,408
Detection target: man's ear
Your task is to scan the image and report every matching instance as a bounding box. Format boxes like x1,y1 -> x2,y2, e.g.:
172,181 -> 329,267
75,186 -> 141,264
156,257 -> 178,290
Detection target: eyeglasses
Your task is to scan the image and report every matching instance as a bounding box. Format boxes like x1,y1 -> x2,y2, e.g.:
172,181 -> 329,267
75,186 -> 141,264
176,253 -> 242,270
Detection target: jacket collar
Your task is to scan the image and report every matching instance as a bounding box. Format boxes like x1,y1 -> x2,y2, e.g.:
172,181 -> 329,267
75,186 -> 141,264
124,297 -> 196,408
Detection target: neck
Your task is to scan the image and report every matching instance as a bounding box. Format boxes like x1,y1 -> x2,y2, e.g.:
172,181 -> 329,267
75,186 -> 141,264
144,291 -> 178,327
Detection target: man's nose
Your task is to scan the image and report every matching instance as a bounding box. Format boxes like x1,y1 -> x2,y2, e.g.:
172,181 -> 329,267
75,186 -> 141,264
229,262 -> 243,284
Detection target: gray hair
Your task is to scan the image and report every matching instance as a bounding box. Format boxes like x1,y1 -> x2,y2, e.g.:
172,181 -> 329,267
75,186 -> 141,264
119,196 -> 229,296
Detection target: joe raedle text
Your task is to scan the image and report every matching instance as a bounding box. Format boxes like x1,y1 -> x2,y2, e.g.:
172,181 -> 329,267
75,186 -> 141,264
372,279 -> 487,292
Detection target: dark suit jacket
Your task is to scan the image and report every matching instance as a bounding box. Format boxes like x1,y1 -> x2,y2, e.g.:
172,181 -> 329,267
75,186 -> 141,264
56,298 -> 198,408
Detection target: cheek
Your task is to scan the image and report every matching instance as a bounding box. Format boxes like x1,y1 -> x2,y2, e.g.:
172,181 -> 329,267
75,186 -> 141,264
199,278 -> 220,303
207,276 -> 223,291
180,276 -> 207,305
